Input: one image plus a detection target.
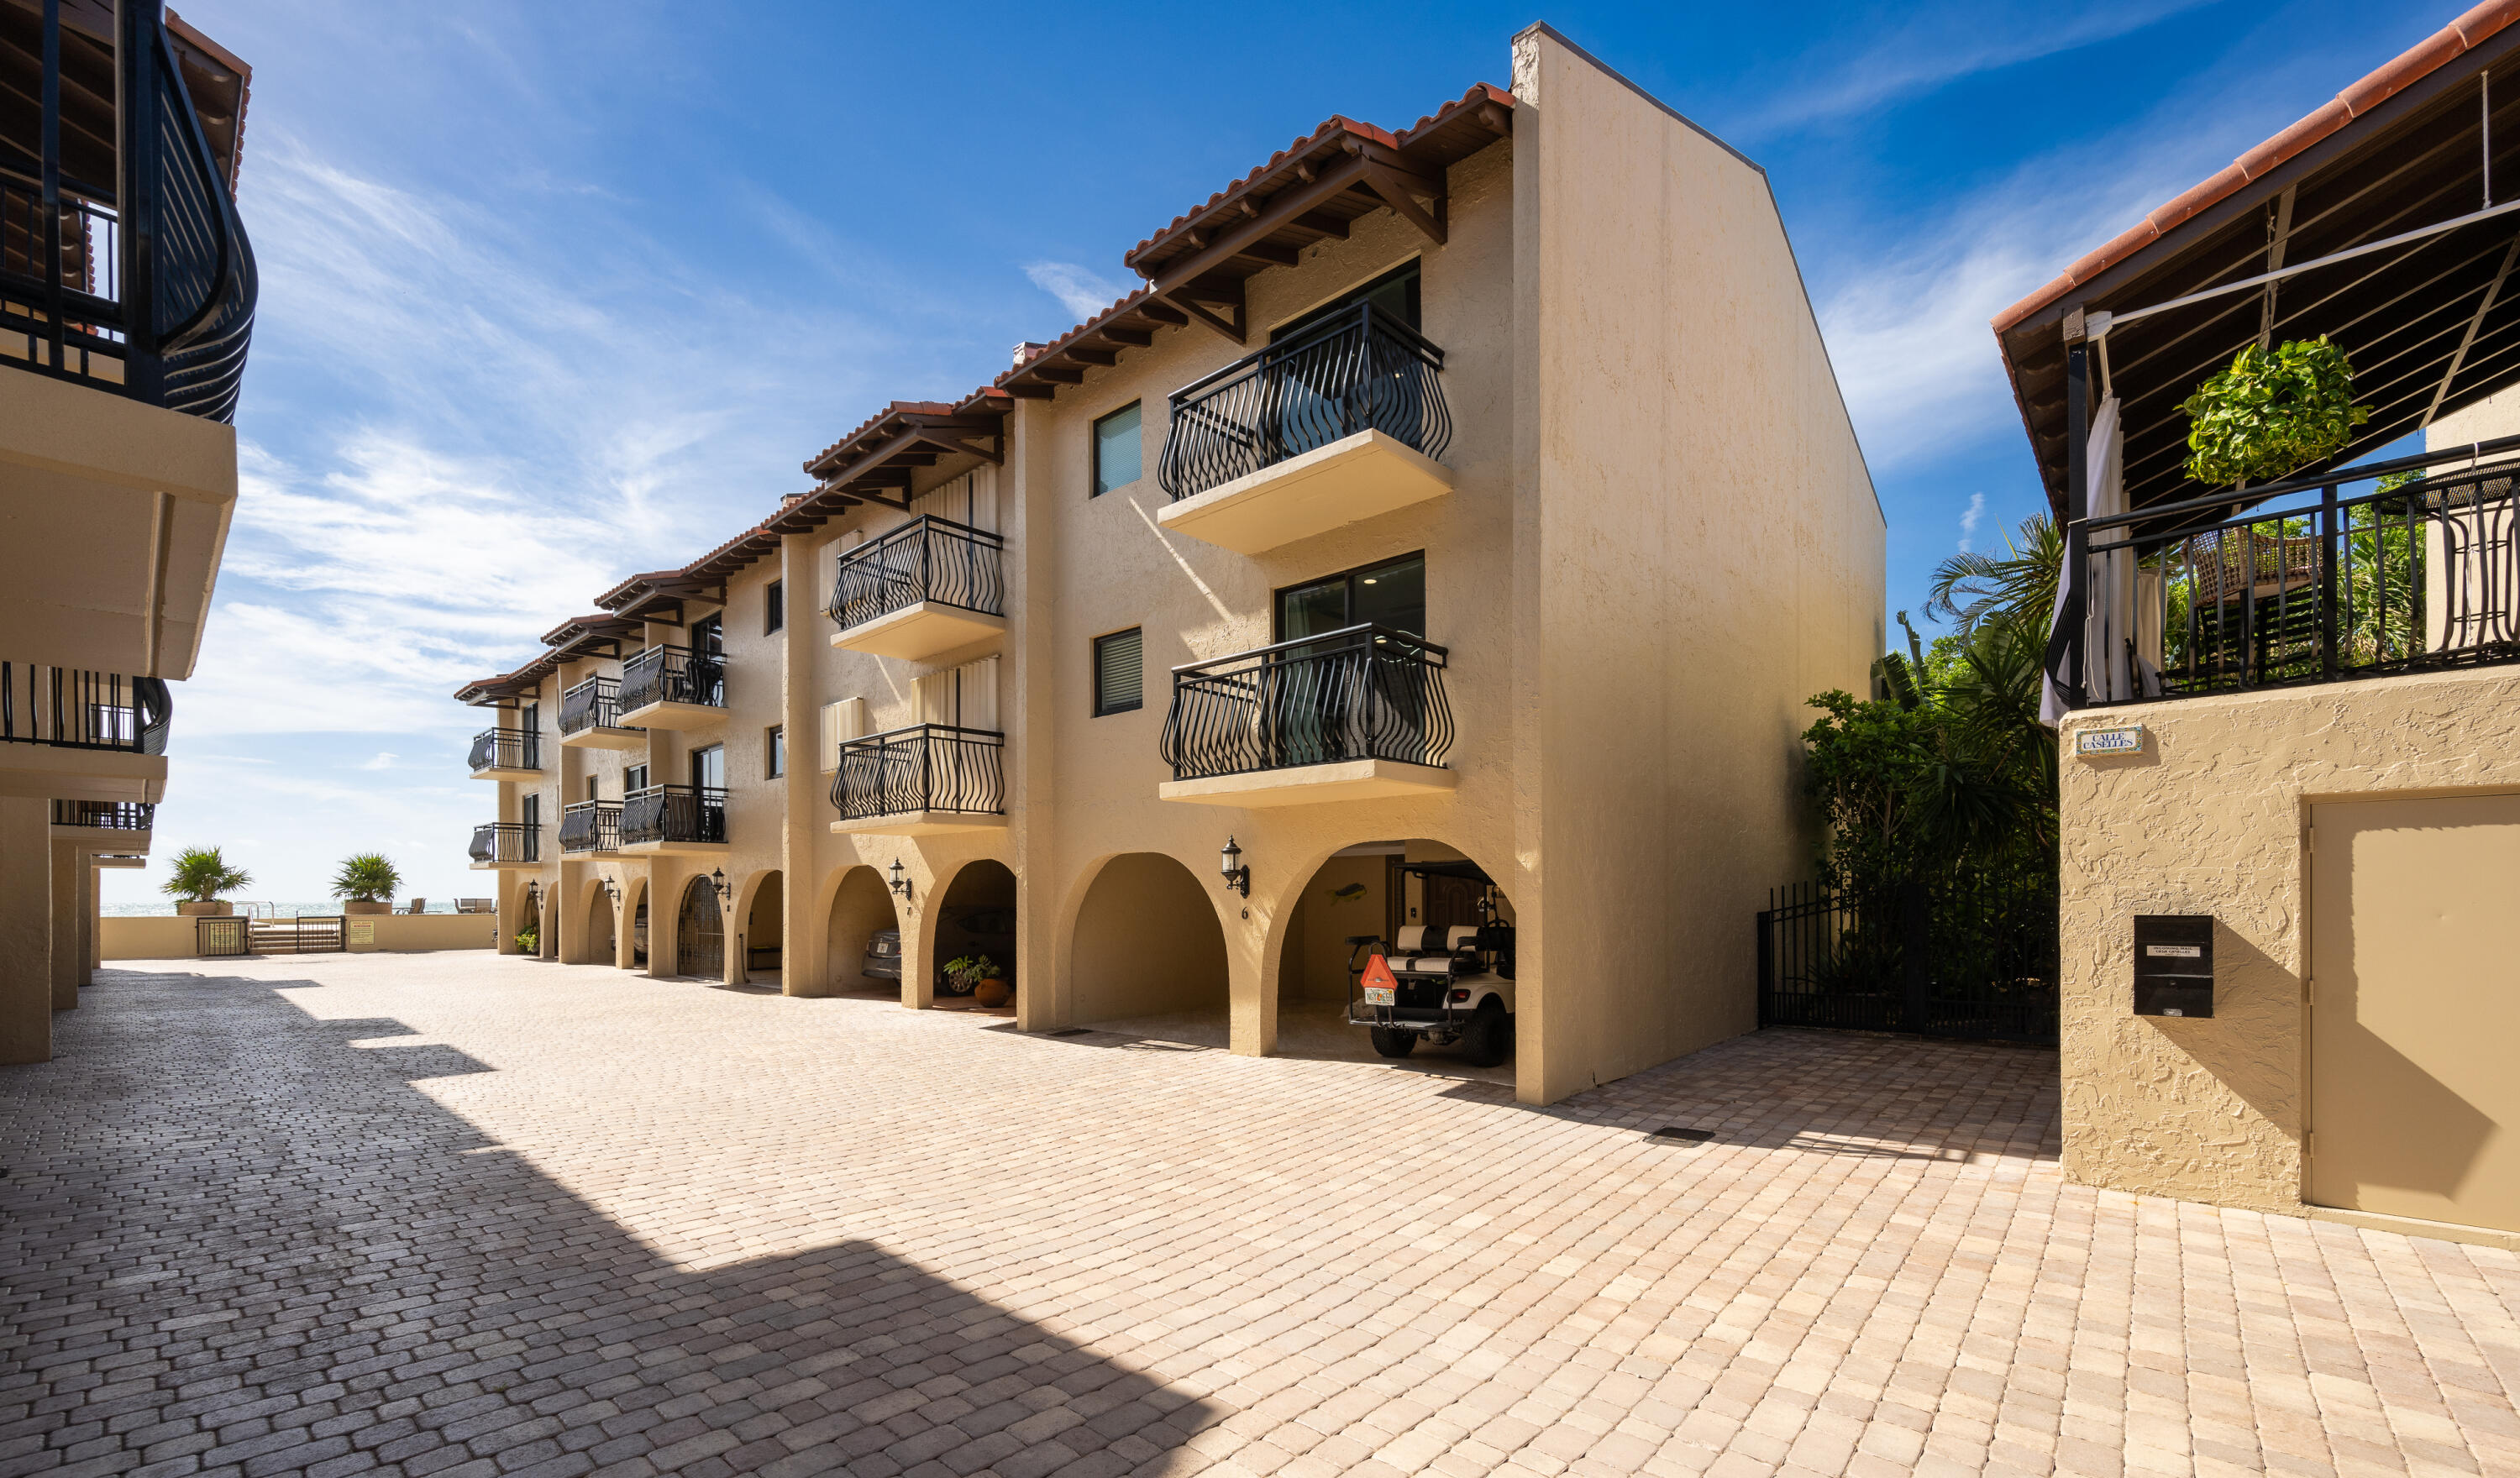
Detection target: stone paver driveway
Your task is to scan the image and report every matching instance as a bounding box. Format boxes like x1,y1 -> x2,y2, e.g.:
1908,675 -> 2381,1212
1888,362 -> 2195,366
3,957 -> 2517,1478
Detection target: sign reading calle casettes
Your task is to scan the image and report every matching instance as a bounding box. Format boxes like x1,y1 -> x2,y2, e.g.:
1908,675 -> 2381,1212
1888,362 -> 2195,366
2076,725 -> 2146,757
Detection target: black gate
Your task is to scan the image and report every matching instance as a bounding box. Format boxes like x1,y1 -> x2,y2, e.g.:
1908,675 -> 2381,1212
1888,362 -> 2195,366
195,915 -> 250,957
677,877 -> 723,978
1756,880 -> 2058,1046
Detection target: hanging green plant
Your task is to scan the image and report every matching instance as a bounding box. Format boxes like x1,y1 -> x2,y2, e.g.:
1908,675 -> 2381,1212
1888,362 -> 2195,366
2179,335 -> 2370,486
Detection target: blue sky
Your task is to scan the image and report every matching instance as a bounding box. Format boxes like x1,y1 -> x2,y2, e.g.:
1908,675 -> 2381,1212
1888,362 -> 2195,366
121,0 -> 2464,907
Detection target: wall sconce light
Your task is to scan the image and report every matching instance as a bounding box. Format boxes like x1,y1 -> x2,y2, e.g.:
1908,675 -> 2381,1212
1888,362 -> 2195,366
601,875 -> 622,906
710,867 -> 732,904
1220,836 -> 1250,897
889,858 -> 913,902
524,879 -> 543,914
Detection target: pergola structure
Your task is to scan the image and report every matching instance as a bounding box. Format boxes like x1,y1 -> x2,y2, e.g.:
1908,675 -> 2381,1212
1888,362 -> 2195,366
1995,2 -> 2520,700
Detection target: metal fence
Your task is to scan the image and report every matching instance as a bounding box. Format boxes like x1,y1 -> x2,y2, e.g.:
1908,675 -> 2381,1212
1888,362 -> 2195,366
1158,301 -> 1451,500
0,666 -> 170,752
1757,878 -> 2059,1046
467,726 -> 540,773
831,725 -> 1005,820
2077,449 -> 2520,704
559,675 -> 632,736
827,516 -> 1005,632
621,784 -> 725,846
1161,624 -> 1452,782
51,800 -> 155,829
620,644 -> 722,712
468,822 -> 538,865
559,799 -> 621,854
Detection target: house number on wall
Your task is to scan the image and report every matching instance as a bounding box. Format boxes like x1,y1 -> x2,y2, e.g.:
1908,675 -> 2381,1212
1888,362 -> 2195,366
2076,726 -> 2146,757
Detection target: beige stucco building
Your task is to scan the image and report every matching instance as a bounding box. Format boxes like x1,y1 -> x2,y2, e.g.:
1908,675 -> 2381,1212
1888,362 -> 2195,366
459,25 -> 1883,1106
0,4 -> 255,1062
1998,0 -> 2520,1243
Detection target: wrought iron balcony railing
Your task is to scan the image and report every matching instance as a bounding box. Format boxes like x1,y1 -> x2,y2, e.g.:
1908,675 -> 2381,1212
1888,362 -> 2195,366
620,784 -> 725,846
52,800 -> 155,830
468,726 -> 539,773
619,644 -> 722,713
559,675 -> 635,736
1161,624 -> 1453,782
1158,301 -> 1451,501
469,823 -> 538,865
829,724 -> 1005,820
2,3 -> 257,420
2070,443 -> 2520,705
827,516 -> 1005,632
0,666 -> 170,753
558,800 -> 621,854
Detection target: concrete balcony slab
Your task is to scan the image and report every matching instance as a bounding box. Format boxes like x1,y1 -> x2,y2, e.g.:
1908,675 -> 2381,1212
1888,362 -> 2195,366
830,602 -> 1006,662
616,700 -> 723,731
829,811 -> 1008,836
1155,429 -> 1452,556
1158,757 -> 1456,807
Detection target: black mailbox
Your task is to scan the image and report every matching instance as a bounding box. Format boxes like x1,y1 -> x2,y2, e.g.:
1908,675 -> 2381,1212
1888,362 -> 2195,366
2133,915 -> 2213,1018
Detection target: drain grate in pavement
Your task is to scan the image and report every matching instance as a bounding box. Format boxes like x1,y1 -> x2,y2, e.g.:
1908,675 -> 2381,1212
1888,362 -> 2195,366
1649,1126 -> 1715,1145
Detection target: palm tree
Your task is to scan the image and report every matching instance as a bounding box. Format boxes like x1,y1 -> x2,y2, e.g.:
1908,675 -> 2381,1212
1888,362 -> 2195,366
162,846 -> 251,905
329,853 -> 402,905
1926,513 -> 2061,639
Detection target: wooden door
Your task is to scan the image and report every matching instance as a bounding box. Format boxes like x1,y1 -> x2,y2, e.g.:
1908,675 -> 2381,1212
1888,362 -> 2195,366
2309,794 -> 2520,1232
677,876 -> 723,980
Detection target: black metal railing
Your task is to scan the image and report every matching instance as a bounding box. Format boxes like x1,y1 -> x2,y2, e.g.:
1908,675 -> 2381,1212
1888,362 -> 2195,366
558,800 -> 621,855
827,516 -> 1005,632
468,823 -> 538,865
620,784 -> 725,846
1,3 -> 256,419
1158,301 -> 1451,501
1160,624 -> 1452,781
1757,879 -> 2058,1046
619,644 -> 722,713
830,725 -> 1005,820
2071,440 -> 2520,705
467,726 -> 539,773
51,800 -> 154,830
559,675 -> 634,736
0,666 -> 170,752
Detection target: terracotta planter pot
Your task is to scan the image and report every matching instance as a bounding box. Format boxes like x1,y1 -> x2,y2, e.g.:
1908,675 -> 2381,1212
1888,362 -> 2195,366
342,899 -> 391,916
974,977 -> 1013,1009
175,900 -> 232,917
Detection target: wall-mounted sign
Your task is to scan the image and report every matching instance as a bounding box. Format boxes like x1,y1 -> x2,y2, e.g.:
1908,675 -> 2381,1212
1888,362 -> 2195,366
348,920 -> 375,946
2077,726 -> 2147,757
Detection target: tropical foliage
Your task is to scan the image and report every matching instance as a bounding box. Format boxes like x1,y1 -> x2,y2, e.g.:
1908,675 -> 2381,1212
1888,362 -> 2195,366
2180,336 -> 2369,487
1924,513 -> 2059,639
329,852 -> 402,904
161,846 -> 251,904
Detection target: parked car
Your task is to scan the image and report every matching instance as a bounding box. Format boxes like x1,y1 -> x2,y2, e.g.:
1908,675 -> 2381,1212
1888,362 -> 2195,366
864,929 -> 902,981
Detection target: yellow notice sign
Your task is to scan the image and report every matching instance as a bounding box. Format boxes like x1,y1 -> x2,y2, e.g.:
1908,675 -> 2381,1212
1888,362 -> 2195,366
348,920 -> 375,946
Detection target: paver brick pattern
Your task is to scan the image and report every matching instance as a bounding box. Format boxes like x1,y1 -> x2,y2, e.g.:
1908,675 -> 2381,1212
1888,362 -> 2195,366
2,957 -> 2516,1478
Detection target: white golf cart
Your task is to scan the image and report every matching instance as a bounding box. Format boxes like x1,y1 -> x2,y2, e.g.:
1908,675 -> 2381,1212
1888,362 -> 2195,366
1345,860 -> 1516,1067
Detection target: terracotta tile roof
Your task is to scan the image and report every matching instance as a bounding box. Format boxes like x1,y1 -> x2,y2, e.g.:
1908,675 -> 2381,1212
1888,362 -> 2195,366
1122,84 -> 1514,274
1993,0 -> 2520,335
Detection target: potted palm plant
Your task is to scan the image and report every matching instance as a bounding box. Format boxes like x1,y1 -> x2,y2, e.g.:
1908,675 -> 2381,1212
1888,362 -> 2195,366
330,853 -> 402,916
163,846 -> 251,916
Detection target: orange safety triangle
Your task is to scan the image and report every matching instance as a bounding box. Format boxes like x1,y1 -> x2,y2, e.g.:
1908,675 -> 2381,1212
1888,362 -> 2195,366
1361,954 -> 1398,991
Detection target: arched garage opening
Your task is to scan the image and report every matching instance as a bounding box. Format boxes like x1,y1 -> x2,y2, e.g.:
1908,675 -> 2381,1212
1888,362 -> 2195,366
676,875 -> 724,979
1275,840 -> 1517,1074
827,865 -> 901,994
1071,852 -> 1228,1035
934,859 -> 1016,1004
743,871 -> 783,985
582,880 -> 616,965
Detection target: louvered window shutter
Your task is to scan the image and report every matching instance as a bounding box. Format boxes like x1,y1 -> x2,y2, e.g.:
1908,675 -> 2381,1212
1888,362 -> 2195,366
958,656 -> 1000,731
1095,629 -> 1143,715
819,697 -> 864,771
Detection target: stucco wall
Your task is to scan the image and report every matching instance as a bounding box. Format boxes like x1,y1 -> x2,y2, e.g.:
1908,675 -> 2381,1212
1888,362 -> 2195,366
102,911 -> 498,960
1069,852 -> 1231,1022
1510,27 -> 1885,1099
2057,664 -> 2520,1213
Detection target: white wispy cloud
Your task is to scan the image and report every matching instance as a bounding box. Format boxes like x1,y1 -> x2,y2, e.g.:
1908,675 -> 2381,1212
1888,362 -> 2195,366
1023,260 -> 1131,323
1958,491 -> 1987,551
1739,0 -> 2218,136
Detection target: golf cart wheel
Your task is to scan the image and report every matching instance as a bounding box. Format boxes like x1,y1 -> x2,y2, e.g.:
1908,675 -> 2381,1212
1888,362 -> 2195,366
1368,1026 -> 1418,1059
1459,1001 -> 1513,1067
